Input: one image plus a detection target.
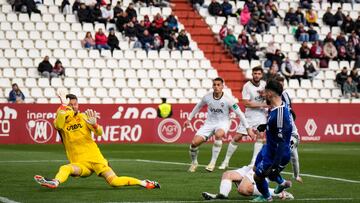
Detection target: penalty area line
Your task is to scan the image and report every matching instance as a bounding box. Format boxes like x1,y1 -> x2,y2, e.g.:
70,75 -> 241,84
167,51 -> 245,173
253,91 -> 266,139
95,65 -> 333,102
0,196 -> 20,203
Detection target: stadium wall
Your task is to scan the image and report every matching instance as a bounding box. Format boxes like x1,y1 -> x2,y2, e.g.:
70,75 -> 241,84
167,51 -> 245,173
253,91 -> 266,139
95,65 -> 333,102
0,104 -> 359,144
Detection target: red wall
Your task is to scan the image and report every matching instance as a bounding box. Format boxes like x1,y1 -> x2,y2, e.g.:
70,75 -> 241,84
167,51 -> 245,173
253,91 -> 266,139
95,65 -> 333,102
0,103 -> 359,144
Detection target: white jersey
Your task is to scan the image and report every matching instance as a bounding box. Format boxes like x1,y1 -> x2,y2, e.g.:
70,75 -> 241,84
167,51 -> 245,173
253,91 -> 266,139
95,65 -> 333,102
242,80 -> 267,123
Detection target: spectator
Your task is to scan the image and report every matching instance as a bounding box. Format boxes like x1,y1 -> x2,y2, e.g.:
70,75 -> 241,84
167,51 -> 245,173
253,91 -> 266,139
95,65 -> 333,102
72,0 -> 80,14
263,65 -> 280,81
38,56 -> 56,79
107,28 -> 121,53
258,13 -> 270,33
168,32 -> 177,50
166,12 -> 178,32
323,7 -> 336,27
101,4 -> 115,23
191,0 -> 204,10
153,13 -> 164,29
157,98 -> 173,118
303,58 -> 319,80
295,7 -> 306,25
221,0 -> 232,17
305,8 -> 318,26
308,25 -> 319,42
124,22 -> 137,41
139,30 -> 154,51
144,15 -> 151,28
177,30 -> 190,50
281,57 -> 294,81
8,83 -> 25,103
116,11 -> 130,32
341,15 -> 355,34
284,7 -> 299,26
350,67 -> 360,90
231,39 -> 248,60
310,41 -> 324,59
159,21 -> 172,40
237,30 -> 249,45
245,0 -> 255,12
349,31 -> 359,46
208,0 -> 222,16
292,59 -> 305,83
299,41 -> 311,58
343,76 -> 359,98
60,0 -> 71,14
337,44 -> 347,61
265,41 -> 277,58
92,4 -> 107,25
223,29 -> 236,48
240,5 -> 251,26
81,31 -> 96,49
264,6 -> 275,26
246,16 -> 260,34
346,41 -> 357,62
334,7 -> 345,26
77,3 -> 93,24
271,49 -> 285,67
266,0 -> 282,19
53,59 -> 65,77
299,0 -> 312,9
219,22 -> 228,40
95,28 -> 110,50
270,60 -> 280,72
14,0 -> 41,16
323,32 -> 335,44
113,1 -> 123,20
336,67 -> 348,92
126,3 -> 137,20
355,16 -> 360,31
153,33 -> 164,51
323,42 -> 338,60
295,23 -> 309,42
247,33 -> 260,60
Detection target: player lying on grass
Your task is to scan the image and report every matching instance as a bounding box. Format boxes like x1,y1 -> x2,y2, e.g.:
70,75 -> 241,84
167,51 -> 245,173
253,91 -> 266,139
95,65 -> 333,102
202,165 -> 294,200
34,92 -> 160,189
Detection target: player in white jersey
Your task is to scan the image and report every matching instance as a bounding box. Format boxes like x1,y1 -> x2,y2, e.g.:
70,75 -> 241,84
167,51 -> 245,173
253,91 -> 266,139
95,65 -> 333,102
184,77 -> 255,172
202,165 -> 294,200
275,76 -> 303,183
219,67 -> 269,170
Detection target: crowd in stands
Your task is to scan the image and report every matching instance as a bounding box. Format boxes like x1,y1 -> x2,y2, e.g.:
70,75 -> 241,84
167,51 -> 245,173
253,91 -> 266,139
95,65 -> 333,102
37,56 -> 65,79
336,67 -> 360,98
8,83 -> 25,103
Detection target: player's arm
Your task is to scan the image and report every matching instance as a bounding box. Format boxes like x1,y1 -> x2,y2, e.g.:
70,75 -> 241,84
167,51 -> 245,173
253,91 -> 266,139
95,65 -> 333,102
229,99 -> 256,138
54,105 -> 74,130
184,97 -> 206,127
242,85 -> 268,109
83,109 -> 103,136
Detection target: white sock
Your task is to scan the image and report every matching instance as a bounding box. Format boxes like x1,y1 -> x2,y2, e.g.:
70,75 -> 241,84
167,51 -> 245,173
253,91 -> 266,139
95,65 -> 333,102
210,140 -> 222,165
249,142 -> 263,166
223,140 -> 238,164
269,188 -> 279,197
140,180 -> 147,187
219,179 -> 232,197
252,184 -> 262,196
189,145 -> 199,164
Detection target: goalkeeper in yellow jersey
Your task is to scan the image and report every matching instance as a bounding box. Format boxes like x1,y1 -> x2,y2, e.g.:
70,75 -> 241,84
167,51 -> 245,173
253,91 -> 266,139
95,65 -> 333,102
34,92 -> 160,189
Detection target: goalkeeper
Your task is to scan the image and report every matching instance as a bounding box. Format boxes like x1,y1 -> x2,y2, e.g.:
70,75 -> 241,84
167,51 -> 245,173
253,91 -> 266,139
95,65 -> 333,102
34,92 -> 160,189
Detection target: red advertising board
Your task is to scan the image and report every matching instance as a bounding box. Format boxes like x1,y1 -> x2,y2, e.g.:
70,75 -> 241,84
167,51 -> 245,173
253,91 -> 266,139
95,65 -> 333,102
0,103 -> 359,144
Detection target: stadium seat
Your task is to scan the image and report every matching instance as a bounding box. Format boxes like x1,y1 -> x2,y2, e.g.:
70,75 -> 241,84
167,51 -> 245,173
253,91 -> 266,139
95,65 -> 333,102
320,89 -> 332,99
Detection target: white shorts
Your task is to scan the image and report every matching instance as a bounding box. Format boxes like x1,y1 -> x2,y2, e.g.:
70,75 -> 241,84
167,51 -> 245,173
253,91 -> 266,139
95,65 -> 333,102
236,119 -> 266,135
233,165 -> 255,184
196,121 -> 230,140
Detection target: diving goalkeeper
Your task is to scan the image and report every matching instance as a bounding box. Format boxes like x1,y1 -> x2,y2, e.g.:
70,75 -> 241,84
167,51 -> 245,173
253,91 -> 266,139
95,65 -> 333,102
34,92 -> 160,189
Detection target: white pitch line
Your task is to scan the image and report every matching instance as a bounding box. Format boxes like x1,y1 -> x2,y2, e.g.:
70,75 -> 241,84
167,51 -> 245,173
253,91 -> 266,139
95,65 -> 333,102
107,197 -> 357,203
1,158 -> 360,184
0,196 -> 20,203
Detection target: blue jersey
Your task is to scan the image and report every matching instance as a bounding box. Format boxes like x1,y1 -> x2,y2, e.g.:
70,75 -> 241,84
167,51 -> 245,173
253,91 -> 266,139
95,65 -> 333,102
281,91 -> 292,110
265,104 -> 292,161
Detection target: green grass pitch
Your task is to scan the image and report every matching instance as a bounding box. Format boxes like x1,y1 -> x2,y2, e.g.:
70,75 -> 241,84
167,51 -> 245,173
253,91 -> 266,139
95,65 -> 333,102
0,143 -> 359,203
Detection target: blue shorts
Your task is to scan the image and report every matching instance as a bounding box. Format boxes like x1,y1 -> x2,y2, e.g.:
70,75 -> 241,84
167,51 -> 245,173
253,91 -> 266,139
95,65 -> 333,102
255,145 -> 290,178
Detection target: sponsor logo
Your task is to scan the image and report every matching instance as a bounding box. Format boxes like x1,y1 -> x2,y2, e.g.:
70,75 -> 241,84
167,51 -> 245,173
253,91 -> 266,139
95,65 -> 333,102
66,123 -> 83,131
324,124 -> 360,136
112,106 -> 157,119
210,108 -> 223,113
157,118 -> 182,143
303,119 -> 320,141
26,119 -> 53,143
0,106 -> 17,137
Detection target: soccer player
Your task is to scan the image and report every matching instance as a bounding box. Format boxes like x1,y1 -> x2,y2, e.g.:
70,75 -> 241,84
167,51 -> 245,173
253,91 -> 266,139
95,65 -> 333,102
184,77 -> 255,172
219,67 -> 268,170
34,92 -> 160,189
252,79 -> 292,202
275,76 -> 302,183
201,165 -> 294,200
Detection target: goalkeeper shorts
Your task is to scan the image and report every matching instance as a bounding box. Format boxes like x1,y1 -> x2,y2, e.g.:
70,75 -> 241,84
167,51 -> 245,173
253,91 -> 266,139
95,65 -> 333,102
71,160 -> 112,177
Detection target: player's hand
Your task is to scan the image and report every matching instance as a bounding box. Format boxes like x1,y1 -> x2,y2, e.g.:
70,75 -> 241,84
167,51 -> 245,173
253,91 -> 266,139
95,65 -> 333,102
183,120 -> 191,128
85,109 -> 97,125
247,128 -> 256,140
57,89 -> 69,105
295,176 -> 303,183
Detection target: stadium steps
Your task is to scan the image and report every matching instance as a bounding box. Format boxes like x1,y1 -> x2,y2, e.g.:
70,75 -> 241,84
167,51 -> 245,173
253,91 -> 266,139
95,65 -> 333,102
171,0 -> 245,98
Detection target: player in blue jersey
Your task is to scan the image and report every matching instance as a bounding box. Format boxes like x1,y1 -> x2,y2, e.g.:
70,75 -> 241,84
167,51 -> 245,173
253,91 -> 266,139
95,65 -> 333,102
251,79 -> 293,202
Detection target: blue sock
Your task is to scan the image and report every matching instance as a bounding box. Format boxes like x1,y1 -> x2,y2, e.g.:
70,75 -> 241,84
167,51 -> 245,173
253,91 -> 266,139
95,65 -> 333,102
255,178 -> 270,198
271,175 -> 285,185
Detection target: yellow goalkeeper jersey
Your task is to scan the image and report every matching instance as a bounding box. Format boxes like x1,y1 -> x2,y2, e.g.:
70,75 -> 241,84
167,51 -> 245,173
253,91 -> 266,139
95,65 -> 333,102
54,106 -> 106,164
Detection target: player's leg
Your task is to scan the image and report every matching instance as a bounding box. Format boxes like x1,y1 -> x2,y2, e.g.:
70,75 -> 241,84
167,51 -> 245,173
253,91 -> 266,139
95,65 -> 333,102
101,169 -> 160,189
34,163 -> 84,189
206,128 -> 226,172
249,129 -> 265,166
290,125 -> 302,183
189,124 -> 212,172
251,148 -> 273,202
219,133 -> 244,170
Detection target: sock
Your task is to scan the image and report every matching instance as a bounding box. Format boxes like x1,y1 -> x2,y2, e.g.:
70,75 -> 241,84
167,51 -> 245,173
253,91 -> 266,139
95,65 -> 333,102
269,188 -> 279,197
55,165 -> 74,184
223,141 -> 238,164
210,140 -> 222,165
291,147 -> 300,178
189,145 -> 199,164
249,142 -> 263,166
252,184 -> 262,196
107,176 -> 143,187
219,179 -> 232,197
255,178 -> 270,198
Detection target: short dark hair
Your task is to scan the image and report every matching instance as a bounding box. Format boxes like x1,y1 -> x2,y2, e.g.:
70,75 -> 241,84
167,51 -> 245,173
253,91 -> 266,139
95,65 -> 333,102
213,77 -> 224,84
161,98 -> 167,103
275,76 -> 285,82
252,66 -> 264,73
66,94 -> 78,100
265,79 -> 283,96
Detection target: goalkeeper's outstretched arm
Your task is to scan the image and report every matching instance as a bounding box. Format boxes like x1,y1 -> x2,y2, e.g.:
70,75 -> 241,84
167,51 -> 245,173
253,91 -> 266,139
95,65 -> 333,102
83,109 -> 103,136
54,105 -> 74,130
